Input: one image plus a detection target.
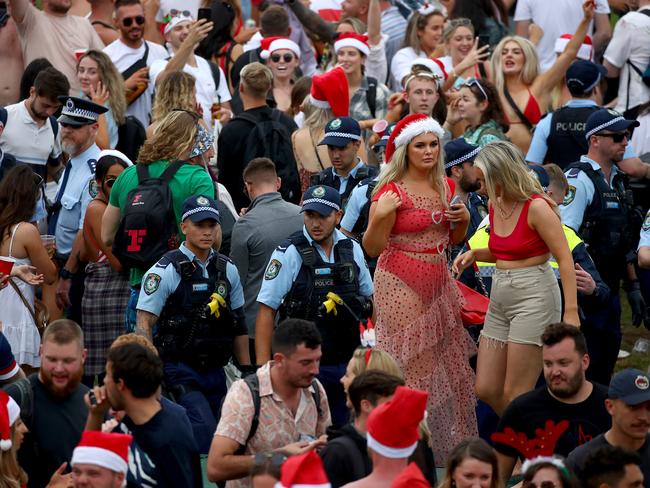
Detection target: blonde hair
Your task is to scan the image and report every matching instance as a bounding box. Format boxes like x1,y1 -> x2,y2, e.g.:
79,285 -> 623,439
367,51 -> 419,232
137,111 -> 199,164
241,62 -> 273,98
303,105 -> 334,133
349,347 -> 403,378
337,16 -> 366,34
110,333 -> 159,355
0,424 -> 28,488
78,50 -> 127,125
474,141 -> 556,210
442,17 -> 474,44
374,133 -> 448,203
544,163 -> 569,194
152,71 -> 197,124
491,36 -> 540,94
404,10 -> 445,53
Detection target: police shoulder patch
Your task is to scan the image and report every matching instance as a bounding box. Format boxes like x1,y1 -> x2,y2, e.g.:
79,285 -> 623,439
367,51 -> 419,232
88,179 -> 99,198
143,273 -> 161,295
566,167 -> 581,179
563,185 -> 576,206
264,259 -> 282,280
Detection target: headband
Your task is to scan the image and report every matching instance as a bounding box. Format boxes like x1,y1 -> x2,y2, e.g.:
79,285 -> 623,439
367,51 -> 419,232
190,124 -> 214,159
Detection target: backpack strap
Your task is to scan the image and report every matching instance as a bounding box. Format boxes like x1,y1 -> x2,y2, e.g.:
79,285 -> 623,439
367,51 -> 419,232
49,116 -> 59,139
290,232 -> 317,269
160,159 -> 185,183
135,161 -> 150,183
503,85 -> 534,131
208,60 -> 221,90
311,379 -> 323,418
243,374 -> 262,445
366,77 -> 377,118
233,112 -> 259,125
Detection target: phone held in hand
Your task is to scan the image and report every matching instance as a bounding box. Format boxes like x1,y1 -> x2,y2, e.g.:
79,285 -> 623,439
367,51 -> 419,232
197,8 -> 212,22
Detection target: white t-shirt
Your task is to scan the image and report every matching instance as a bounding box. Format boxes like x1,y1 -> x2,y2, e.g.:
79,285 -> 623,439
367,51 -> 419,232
514,0 -> 609,72
155,0 -> 202,22
150,55 -> 232,128
604,7 -> 650,113
103,39 -> 169,127
631,110 -> 650,157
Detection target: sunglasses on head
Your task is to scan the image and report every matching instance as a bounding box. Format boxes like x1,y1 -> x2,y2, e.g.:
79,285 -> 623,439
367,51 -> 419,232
596,131 -> 630,143
122,15 -> 145,27
169,9 -> 191,17
271,53 -> 294,63
464,78 -> 488,100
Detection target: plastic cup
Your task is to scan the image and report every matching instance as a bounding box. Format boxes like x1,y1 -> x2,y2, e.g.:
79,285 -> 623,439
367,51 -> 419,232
41,235 -> 56,246
74,49 -> 87,62
0,257 -> 15,276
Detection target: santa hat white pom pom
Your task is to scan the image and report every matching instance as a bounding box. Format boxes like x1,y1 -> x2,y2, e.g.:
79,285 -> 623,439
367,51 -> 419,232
0,439 -> 12,451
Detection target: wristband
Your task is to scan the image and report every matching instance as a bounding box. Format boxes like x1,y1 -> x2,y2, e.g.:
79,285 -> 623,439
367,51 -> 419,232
59,268 -> 74,280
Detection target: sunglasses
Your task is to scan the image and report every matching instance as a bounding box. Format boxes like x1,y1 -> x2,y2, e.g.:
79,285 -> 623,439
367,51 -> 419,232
464,78 -> 488,100
32,173 -> 44,190
169,9 -> 191,17
271,53 -> 294,63
596,131 -> 630,143
524,482 -> 557,488
122,15 -> 145,27
60,122 -> 86,129
104,178 -> 117,188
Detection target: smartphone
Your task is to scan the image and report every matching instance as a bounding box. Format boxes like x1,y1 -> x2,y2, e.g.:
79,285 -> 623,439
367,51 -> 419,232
450,195 -> 463,208
88,390 -> 98,407
478,34 -> 490,49
197,8 -> 212,21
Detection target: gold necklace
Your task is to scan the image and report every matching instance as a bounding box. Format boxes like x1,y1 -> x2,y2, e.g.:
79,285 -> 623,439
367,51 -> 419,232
497,199 -> 519,220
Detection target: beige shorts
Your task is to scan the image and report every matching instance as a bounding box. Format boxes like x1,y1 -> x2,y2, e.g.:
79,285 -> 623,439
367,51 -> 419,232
481,263 -> 561,346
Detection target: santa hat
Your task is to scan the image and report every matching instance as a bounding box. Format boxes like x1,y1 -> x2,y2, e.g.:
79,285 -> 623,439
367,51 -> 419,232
367,386 -> 428,459
260,36 -> 301,60
334,32 -> 370,57
71,431 -> 133,474
384,113 -> 444,163
554,34 -> 593,61
275,451 -> 331,488
309,67 -> 349,117
0,391 -> 20,451
391,462 -> 430,488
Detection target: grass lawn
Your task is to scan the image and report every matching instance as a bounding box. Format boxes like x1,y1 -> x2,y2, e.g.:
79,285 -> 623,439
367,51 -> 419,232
617,291 -> 650,373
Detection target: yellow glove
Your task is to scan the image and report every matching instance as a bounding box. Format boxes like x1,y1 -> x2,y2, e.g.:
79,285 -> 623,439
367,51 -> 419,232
322,292 -> 343,316
207,293 -> 227,318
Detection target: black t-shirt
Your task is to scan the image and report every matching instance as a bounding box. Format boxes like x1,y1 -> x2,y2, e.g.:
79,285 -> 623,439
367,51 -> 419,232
567,433 -> 650,487
119,399 -> 202,488
6,375 -> 89,488
492,384 -> 611,459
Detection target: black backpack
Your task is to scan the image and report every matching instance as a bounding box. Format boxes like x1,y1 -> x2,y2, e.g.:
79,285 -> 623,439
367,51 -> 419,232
235,111 -> 301,204
112,160 -> 185,269
115,115 -> 146,164
0,107 -> 59,139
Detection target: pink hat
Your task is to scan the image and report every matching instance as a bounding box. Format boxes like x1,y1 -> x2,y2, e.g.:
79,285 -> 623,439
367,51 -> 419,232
309,67 -> 350,117
71,431 -> 133,474
391,462 -> 431,487
367,386 -> 428,459
384,113 -> 444,163
260,36 -> 301,60
555,34 -> 593,61
275,451 -> 331,488
334,32 -> 370,56
0,390 -> 20,451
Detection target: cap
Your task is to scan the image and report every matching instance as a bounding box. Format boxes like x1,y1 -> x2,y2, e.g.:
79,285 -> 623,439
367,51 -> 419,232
301,185 -> 341,216
260,36 -> 301,60
98,149 -> 133,167
555,34 -> 593,61
57,96 -> 108,127
318,117 -> 361,147
566,60 -> 607,94
71,431 -> 132,474
334,32 -> 370,56
528,164 -> 549,190
163,12 -> 193,35
366,385 -> 428,459
608,368 -> 650,405
181,195 -> 221,223
385,113 -> 444,163
276,451 -> 331,488
309,67 -> 349,117
0,390 -> 20,451
585,108 -> 640,140
444,138 -> 480,170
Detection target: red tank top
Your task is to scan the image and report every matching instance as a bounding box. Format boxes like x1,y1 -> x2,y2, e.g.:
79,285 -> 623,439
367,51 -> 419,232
488,194 -> 550,261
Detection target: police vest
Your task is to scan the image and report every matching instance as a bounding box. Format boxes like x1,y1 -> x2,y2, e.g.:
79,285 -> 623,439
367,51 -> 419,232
280,231 -> 371,364
549,225 -> 585,278
351,178 -> 378,236
546,105 -> 599,169
310,165 -> 379,209
156,250 -> 236,370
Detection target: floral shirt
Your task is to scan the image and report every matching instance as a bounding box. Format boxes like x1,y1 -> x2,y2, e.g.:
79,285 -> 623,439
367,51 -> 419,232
215,362 -> 331,488
463,119 -> 509,148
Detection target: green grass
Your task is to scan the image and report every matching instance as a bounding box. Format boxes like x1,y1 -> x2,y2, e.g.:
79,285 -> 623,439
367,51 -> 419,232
617,291 -> 650,373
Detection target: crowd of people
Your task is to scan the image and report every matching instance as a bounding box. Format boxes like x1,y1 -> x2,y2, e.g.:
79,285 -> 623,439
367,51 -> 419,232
0,0 -> 649,486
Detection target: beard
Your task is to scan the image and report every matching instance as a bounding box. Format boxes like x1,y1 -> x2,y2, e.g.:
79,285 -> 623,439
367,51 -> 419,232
40,367 -> 84,399
547,367 -> 584,399
459,173 -> 481,193
61,140 -> 80,156
48,0 -> 71,14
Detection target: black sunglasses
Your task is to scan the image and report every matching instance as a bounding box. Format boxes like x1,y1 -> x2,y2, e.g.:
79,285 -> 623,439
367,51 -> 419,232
60,122 -> 85,129
271,53 -> 294,63
122,15 -> 145,27
524,482 -> 557,488
169,9 -> 191,17
104,178 -> 117,188
596,131 -> 630,143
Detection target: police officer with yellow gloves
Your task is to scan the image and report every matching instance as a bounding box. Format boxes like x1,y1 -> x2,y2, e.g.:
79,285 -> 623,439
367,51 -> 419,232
136,195 -> 252,454
255,185 -> 374,426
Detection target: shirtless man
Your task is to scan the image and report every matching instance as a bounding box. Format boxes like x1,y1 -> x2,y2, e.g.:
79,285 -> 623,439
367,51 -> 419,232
0,11 -> 24,106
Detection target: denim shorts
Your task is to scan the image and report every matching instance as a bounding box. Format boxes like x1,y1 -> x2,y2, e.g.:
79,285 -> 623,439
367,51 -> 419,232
481,263 -> 561,346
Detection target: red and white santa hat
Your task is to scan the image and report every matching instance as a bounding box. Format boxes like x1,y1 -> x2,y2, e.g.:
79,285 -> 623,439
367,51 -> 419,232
71,431 -> 133,474
334,32 -> 370,56
0,390 -> 20,451
391,462 -> 431,488
367,385 -> 428,459
275,451 -> 331,488
384,113 -> 445,163
309,67 -> 350,117
260,36 -> 301,60
554,34 -> 593,61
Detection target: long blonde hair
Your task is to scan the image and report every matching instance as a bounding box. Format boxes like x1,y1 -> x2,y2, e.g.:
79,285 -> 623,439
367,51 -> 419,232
474,141 -> 556,210
0,424 -> 28,488
348,347 -> 403,378
78,50 -> 127,125
137,111 -> 199,164
491,36 -> 540,94
374,133 -> 448,203
151,71 -> 197,124
303,105 -> 334,133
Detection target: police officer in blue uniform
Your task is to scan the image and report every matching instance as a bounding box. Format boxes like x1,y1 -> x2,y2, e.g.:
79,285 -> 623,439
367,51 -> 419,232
562,108 -> 645,382
136,195 -> 252,454
53,96 -> 107,324
310,117 -> 378,209
255,185 -> 374,426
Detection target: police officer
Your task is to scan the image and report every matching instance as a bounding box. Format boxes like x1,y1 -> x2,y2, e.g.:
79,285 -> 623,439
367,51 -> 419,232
562,108 -> 645,382
310,117 -> 378,209
136,195 -> 251,454
255,185 -> 374,426
53,96 -> 107,324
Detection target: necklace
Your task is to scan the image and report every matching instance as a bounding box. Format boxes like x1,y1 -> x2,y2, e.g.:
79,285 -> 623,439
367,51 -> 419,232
497,199 -> 519,220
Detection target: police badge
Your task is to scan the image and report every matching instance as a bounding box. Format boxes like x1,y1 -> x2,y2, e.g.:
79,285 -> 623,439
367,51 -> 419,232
264,259 -> 282,280
143,273 -> 161,295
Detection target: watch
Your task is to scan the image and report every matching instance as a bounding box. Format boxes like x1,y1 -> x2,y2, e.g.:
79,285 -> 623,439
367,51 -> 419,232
59,268 -> 74,280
